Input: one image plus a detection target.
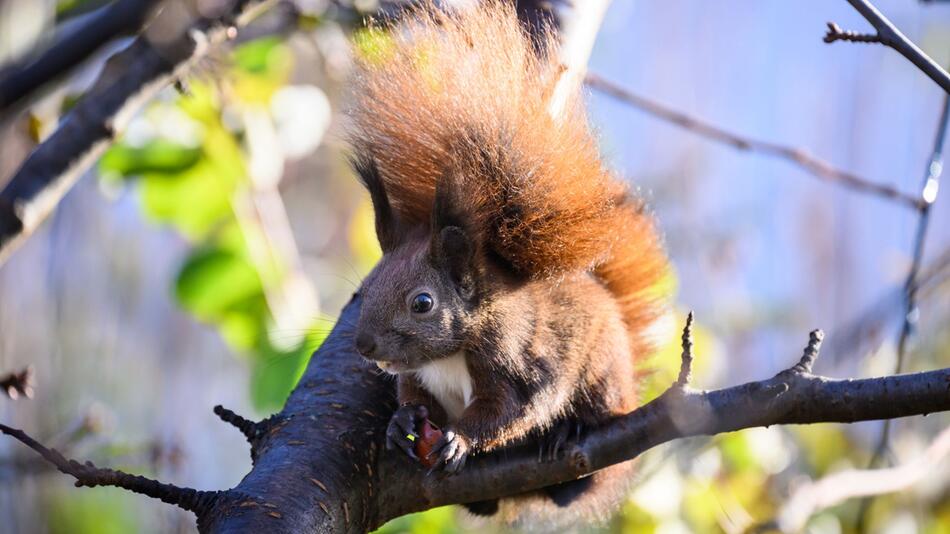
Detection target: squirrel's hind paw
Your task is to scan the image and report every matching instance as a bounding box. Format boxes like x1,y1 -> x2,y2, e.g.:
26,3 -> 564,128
427,428 -> 471,476
539,420 -> 586,462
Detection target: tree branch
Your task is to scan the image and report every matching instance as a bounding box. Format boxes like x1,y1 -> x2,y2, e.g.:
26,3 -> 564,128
385,323 -> 950,517
0,422 -> 219,516
825,0 -> 950,93
0,0 -> 278,267
0,0 -> 164,119
584,73 -> 925,209
3,296 -> 949,532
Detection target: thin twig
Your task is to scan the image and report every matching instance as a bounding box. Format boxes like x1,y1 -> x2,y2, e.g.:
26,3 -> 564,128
213,405 -> 262,443
789,330 -> 824,375
826,0 -> 950,93
824,22 -> 881,45
585,73 -> 924,209
0,422 -> 219,514
675,311 -> 694,387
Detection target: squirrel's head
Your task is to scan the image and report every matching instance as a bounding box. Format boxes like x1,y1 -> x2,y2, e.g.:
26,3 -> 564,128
352,157 -> 484,374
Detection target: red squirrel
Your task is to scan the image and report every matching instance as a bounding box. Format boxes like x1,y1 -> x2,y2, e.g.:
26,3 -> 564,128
345,1 -> 668,524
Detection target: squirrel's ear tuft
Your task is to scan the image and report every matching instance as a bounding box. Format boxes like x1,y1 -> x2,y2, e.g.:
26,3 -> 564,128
351,155 -> 401,252
431,173 -> 478,297
431,169 -> 467,231
432,226 -> 476,298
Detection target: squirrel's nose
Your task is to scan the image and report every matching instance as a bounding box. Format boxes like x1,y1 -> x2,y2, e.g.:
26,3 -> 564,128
355,332 -> 377,357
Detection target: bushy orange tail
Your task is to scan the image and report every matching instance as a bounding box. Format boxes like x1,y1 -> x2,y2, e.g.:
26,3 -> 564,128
346,0 -> 668,351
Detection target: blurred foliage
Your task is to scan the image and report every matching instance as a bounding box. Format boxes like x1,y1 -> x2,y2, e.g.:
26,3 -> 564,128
20,5 -> 937,534
97,37 -> 325,413
46,487 -> 139,534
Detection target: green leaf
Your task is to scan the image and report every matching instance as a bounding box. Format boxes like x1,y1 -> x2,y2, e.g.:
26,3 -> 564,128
47,487 -> 139,534
371,506 -> 459,534
232,37 -> 286,74
138,157 -> 238,239
175,248 -> 263,321
250,333 -> 324,411
718,432 -> 757,473
99,140 -> 202,180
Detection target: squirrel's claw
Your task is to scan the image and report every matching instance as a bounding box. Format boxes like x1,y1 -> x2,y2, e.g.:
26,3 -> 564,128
540,420 -> 585,462
427,428 -> 470,476
386,404 -> 428,461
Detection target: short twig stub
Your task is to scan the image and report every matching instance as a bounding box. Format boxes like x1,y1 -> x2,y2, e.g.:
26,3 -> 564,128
213,404 -> 261,442
676,312 -> 695,387
790,330 -> 825,375
823,22 -> 881,45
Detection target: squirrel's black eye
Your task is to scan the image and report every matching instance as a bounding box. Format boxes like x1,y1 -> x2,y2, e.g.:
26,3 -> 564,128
410,293 -> 434,314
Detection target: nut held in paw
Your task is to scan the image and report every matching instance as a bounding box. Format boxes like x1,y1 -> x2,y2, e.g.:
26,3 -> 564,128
414,419 -> 444,468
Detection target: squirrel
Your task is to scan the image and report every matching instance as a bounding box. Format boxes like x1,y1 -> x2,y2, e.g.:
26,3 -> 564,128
345,0 -> 668,525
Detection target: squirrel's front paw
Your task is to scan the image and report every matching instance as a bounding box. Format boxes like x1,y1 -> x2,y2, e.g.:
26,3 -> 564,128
386,404 -> 429,460
427,428 -> 471,475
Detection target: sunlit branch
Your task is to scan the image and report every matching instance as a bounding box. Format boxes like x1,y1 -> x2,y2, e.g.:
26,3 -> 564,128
825,0 -> 950,93
0,0 -> 163,119
0,0 -> 279,267
585,73 -> 924,209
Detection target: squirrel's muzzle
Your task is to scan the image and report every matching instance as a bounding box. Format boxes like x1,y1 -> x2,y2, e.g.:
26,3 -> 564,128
355,332 -> 377,357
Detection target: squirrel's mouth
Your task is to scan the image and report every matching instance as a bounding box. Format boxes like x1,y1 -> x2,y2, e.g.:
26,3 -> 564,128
373,360 -> 412,374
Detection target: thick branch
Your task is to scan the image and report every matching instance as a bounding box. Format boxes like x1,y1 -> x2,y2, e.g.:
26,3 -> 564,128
381,328 -> 950,518
826,0 -> 950,93
0,0 -> 163,118
0,0 -> 276,267
194,296 -> 950,532
4,295 -> 949,532
585,73 -> 924,209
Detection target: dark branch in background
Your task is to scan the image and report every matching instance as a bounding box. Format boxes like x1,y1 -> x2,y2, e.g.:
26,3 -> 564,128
0,365 -> 34,400
584,73 -> 925,210
0,0 -> 164,120
5,300 -> 950,533
824,242 -> 950,368
855,66 -> 950,532
0,0 -> 278,267
0,422 -> 219,516
825,0 -> 950,93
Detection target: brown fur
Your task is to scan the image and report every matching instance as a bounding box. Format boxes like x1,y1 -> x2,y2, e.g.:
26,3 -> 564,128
346,1 -> 669,527
348,1 -> 666,352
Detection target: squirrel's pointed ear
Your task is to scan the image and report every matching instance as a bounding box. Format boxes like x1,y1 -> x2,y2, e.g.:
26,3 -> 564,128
431,174 -> 478,298
351,155 -> 401,252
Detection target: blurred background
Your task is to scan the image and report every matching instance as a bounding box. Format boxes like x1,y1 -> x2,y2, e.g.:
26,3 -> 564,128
0,0 -> 949,532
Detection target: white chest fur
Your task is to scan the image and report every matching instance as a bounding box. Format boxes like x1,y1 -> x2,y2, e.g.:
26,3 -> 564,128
414,352 -> 473,422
